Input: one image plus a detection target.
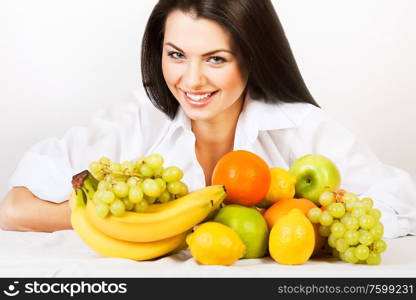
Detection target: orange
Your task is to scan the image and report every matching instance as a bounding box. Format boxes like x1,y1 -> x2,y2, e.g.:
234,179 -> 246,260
212,150 -> 271,206
263,198 -> 325,255
269,208 -> 315,265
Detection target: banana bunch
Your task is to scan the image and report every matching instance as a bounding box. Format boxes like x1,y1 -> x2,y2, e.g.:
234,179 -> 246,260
70,171 -> 227,261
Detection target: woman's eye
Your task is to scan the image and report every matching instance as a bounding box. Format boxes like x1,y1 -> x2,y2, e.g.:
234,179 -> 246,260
168,51 -> 184,59
208,56 -> 226,64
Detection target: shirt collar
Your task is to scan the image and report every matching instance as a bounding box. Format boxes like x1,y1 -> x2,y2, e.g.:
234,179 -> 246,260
171,92 -> 297,143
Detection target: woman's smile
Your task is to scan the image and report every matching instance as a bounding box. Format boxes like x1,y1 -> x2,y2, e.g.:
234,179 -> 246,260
181,89 -> 219,108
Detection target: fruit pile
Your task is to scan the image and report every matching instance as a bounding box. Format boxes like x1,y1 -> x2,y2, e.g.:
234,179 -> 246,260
87,154 -> 189,217
70,150 -> 388,266
70,154 -> 226,261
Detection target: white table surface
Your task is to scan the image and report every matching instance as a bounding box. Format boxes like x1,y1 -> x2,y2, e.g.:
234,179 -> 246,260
0,229 -> 415,278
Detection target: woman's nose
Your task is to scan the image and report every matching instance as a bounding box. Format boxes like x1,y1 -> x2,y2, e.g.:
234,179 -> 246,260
183,61 -> 206,89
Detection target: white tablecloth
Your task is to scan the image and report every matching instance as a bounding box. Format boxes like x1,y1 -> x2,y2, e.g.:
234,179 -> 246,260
1,229 -> 415,278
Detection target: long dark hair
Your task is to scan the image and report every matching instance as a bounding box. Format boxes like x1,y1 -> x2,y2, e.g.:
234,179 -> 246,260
141,0 -> 319,119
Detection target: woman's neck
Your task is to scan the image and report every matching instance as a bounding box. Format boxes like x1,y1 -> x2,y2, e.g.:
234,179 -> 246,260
191,97 -> 244,149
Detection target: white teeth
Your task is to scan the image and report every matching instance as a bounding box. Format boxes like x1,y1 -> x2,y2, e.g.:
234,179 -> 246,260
185,92 -> 213,101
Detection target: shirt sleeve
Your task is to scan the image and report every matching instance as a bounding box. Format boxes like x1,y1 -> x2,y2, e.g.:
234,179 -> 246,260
292,105 -> 416,238
8,90 -> 146,203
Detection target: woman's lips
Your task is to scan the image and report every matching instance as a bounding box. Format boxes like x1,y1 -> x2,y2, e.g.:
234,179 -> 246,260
182,90 -> 219,108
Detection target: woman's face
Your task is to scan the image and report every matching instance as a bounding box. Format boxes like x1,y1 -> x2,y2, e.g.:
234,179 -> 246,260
161,10 -> 248,122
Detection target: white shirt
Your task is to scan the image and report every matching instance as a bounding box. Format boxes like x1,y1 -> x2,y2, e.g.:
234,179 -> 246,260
9,87 -> 416,238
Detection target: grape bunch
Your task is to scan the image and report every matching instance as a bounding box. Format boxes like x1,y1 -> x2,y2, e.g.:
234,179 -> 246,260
307,189 -> 387,265
88,154 -> 189,218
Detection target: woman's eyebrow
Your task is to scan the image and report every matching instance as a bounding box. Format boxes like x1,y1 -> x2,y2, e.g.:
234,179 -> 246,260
164,42 -> 233,56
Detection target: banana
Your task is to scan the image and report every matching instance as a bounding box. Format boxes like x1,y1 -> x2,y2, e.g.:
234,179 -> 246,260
85,185 -> 227,242
70,190 -> 187,261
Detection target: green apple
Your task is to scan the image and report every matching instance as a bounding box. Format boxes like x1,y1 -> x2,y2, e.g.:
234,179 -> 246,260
289,154 -> 341,204
213,204 -> 269,259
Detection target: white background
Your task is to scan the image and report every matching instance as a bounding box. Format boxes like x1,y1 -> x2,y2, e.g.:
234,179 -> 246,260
0,0 -> 415,199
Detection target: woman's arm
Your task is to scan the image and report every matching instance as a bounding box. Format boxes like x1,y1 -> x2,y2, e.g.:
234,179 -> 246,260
0,187 -> 72,232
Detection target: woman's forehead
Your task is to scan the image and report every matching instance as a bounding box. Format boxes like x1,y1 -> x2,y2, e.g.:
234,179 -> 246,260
163,10 -> 232,53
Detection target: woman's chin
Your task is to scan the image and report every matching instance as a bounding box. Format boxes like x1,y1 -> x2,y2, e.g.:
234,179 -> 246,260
184,109 -> 217,122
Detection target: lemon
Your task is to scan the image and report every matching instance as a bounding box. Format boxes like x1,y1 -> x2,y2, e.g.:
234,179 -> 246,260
186,222 -> 245,266
257,168 -> 297,208
269,208 -> 315,265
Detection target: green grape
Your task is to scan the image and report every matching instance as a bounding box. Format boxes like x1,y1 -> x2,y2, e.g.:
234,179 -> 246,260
157,190 -> 171,203
319,211 -> 334,227
373,239 -> 387,253
361,197 -> 374,210
127,176 -> 140,188
144,195 -> 157,204
110,199 -> 125,217
95,202 -> 110,218
330,222 -> 346,238
154,178 -> 167,192
328,233 -> 338,248
359,214 -> 376,230
318,225 -> 331,237
345,216 -> 359,231
128,186 -> 144,204
162,166 -> 184,183
359,230 -> 374,246
355,244 -> 370,260
89,161 -> 102,175
109,162 -> 122,173
343,192 -> 359,205
344,247 -> 359,264
142,178 -> 162,198
112,181 -> 129,198
340,213 -> 351,224
167,181 -> 183,195
123,198 -> 135,211
344,230 -> 360,246
336,238 -> 349,253
144,154 -> 164,169
134,200 -> 149,212
328,203 -> 346,218
319,191 -> 335,207
99,157 -> 111,167
101,190 -> 116,204
351,207 -> 366,218
353,201 -> 366,210
178,181 -> 189,196
370,222 -> 384,240
345,201 -> 356,213
307,207 -> 322,223
369,208 -> 382,220
103,174 -> 114,183
153,167 -> 164,178
121,161 -> 135,174
139,164 -> 154,177
92,190 -> 105,204
97,180 -> 111,191
343,193 -> 359,212
366,252 -> 381,265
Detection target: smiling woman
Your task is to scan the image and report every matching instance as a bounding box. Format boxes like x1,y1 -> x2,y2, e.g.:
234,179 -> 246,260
1,0 -> 416,238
